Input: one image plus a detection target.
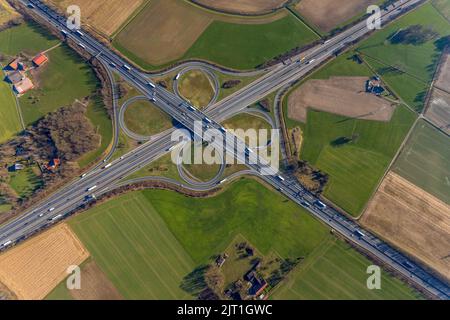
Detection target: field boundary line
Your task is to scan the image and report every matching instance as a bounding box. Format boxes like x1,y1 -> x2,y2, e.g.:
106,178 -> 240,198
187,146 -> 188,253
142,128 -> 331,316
355,116 -> 420,220
285,5 -> 323,39
110,0 -> 152,40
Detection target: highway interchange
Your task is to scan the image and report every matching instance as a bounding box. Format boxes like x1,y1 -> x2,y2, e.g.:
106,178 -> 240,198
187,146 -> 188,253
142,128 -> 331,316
0,0 -> 449,299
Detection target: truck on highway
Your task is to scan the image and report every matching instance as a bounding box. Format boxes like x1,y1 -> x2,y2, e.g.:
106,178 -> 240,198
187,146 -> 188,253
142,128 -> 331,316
1,240 -> 12,247
175,73 -> 181,80
218,178 -> 227,185
306,59 -> 316,65
48,207 -> 55,212
49,214 -> 63,221
219,126 -> 227,133
123,64 -> 131,71
87,185 -> 97,192
314,200 -> 327,209
147,82 -> 156,88
203,117 -> 212,124
102,163 -> 112,169
187,105 -> 196,112
27,3 -> 35,9
277,175 -> 285,182
75,30 -> 84,37
354,229 -> 366,238
78,43 -> 86,49
60,29 -> 68,36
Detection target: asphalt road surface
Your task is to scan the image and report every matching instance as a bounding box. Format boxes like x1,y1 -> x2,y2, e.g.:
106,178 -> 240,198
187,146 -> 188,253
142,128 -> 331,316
1,0 -> 449,299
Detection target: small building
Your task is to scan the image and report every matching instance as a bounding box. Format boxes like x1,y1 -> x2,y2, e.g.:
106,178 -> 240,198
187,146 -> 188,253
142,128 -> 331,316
9,163 -> 25,172
45,158 -> 61,171
247,272 -> 268,297
32,53 -> 48,67
5,59 -> 19,71
215,253 -> 229,268
13,77 -> 34,95
6,71 -> 24,84
366,76 -> 385,96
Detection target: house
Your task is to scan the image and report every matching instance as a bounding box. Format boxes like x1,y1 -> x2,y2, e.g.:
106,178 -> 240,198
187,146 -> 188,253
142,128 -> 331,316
6,71 -> 24,84
366,76 -> 385,96
44,158 -> 61,171
246,271 -> 268,297
13,77 -> 34,95
5,59 -> 19,71
216,253 -> 229,268
32,53 -> 48,67
9,163 -> 25,172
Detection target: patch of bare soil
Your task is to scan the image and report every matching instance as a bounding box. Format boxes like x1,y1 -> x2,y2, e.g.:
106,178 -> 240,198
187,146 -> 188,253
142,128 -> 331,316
69,260 -> 122,300
296,0 -> 373,32
361,172 -> 450,281
288,76 -> 396,123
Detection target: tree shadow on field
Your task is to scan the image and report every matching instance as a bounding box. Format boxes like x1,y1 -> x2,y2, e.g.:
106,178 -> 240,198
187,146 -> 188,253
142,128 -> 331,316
180,265 -> 209,296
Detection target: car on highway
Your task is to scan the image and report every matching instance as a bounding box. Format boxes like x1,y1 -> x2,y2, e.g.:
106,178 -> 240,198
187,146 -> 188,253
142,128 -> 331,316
48,207 -> 55,212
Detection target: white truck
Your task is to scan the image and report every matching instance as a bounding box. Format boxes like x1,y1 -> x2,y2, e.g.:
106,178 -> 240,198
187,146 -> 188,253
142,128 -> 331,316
314,200 -> 327,209
75,30 -> 84,37
123,64 -> 131,71
87,185 -> 97,192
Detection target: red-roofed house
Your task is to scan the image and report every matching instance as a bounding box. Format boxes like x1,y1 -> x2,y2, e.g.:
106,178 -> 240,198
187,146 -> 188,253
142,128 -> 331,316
32,53 -> 48,67
44,158 -> 61,171
6,59 -> 19,71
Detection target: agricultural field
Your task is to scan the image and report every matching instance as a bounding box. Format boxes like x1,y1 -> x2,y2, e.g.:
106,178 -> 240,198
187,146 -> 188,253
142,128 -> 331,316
284,52 -> 415,216
295,0 -> 373,32
69,192 -> 196,300
47,260 -> 123,300
192,0 -> 288,15
300,105 -> 416,216
0,224 -> 89,300
178,69 -> 215,108
46,0 -> 145,36
288,76 -> 396,123
114,0 -> 318,70
123,99 -> 173,136
272,237 -> 422,300
0,22 -> 59,57
20,45 -> 98,125
0,70 -> 21,143
432,0 -> 450,21
0,0 -> 20,26
358,2 -> 450,110
425,53 -> 450,134
361,172 -> 450,281
392,120 -> 450,204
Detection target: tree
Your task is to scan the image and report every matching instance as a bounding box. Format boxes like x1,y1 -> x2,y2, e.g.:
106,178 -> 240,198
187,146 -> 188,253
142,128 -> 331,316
391,25 -> 439,45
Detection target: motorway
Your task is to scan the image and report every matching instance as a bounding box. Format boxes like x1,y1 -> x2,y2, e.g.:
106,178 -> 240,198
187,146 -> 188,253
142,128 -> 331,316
0,0 -> 449,299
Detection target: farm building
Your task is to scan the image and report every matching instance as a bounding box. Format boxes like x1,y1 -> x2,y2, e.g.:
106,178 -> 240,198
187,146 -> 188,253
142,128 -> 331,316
5,59 -> 19,71
32,53 -> 48,67
13,77 -> 34,95
6,71 -> 24,84
366,76 -> 385,96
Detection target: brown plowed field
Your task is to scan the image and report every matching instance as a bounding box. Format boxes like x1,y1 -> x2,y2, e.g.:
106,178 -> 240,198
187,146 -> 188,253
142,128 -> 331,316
192,0 -> 288,15
361,172 -> 450,281
69,261 -> 122,300
46,0 -> 144,36
288,76 -> 395,123
296,0 -> 373,32
0,224 -> 89,300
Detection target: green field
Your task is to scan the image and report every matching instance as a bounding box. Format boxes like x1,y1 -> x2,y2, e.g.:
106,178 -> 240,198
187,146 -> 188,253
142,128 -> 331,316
273,238 -> 422,300
20,45 -> 98,125
0,22 -> 59,57
432,0 -> 450,21
115,12 -> 318,70
392,120 -> 450,204
8,166 -> 43,199
69,192 -> 195,300
65,178 -> 420,299
182,16 -> 318,70
124,99 -> 173,136
358,2 -> 450,110
0,71 -> 21,143
300,106 -> 416,216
